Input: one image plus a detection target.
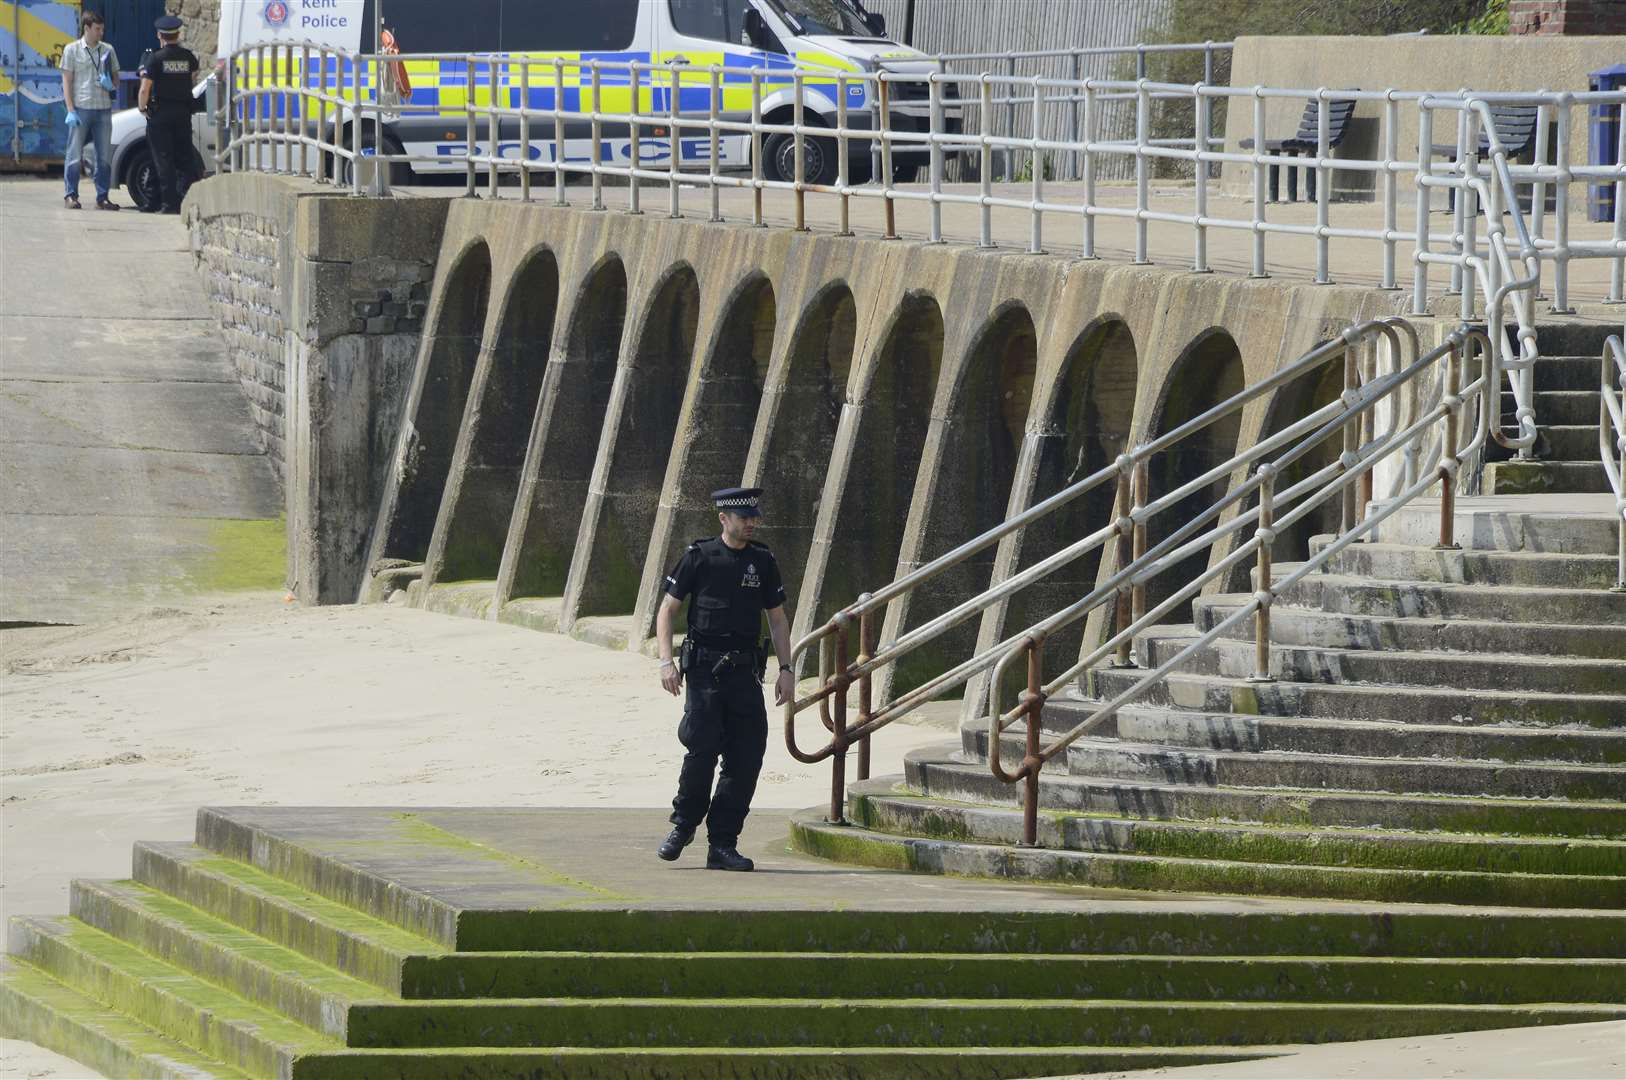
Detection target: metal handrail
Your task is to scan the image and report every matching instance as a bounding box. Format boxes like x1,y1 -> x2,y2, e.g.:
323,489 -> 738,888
217,42 -> 1626,310
779,317 -> 1452,822
983,325 -> 1491,843
1604,329 -> 1626,591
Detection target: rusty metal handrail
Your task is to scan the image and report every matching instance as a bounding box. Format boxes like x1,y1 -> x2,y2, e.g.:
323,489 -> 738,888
782,318 -> 1457,825
985,325 -> 1492,845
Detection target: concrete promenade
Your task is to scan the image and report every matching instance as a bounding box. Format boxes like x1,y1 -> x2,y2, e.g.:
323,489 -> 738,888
0,179 -> 282,626
404,176 -> 1626,314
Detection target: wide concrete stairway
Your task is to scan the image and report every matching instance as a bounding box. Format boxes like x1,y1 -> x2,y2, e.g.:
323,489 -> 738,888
795,499 -> 1626,910
7,809 -> 1626,1080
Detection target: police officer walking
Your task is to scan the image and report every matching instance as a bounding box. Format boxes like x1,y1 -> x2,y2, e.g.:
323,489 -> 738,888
656,488 -> 796,872
137,16 -> 199,215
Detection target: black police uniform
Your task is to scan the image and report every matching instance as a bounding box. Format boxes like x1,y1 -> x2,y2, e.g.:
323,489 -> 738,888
663,534 -> 786,848
139,32 -> 199,213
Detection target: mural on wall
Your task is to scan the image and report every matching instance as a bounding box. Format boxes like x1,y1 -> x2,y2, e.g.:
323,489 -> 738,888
1,0 -> 80,164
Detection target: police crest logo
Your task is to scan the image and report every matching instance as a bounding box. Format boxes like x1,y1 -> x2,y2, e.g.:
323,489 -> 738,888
742,563 -> 760,588
260,1 -> 290,28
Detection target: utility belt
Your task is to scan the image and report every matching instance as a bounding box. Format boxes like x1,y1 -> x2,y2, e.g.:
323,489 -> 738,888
680,637 -> 768,682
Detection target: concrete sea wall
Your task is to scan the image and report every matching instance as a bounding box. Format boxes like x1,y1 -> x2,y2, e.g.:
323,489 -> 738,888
183,175 -> 448,601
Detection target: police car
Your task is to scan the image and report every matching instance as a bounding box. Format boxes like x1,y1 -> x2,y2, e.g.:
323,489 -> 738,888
221,0 -> 955,185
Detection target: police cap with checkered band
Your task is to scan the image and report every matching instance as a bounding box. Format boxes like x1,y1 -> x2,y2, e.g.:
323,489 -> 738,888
711,487 -> 762,518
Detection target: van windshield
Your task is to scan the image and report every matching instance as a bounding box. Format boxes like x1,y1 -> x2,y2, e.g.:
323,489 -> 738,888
764,0 -> 873,38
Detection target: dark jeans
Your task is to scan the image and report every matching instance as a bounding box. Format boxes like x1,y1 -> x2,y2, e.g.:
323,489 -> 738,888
670,661 -> 768,847
147,110 -> 195,211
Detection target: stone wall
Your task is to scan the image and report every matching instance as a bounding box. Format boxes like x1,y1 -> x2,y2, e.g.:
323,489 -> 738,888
183,173 -> 449,603
1510,0 -> 1626,35
194,212 -> 288,471
165,0 -> 220,69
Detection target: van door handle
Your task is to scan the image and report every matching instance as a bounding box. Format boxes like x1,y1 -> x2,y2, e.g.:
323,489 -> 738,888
667,55 -> 692,65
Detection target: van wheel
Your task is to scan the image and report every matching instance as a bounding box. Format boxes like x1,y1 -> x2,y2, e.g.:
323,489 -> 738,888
126,149 -> 161,210
764,130 -> 838,187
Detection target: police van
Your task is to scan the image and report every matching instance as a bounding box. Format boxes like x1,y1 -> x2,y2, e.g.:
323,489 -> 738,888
219,0 -> 953,184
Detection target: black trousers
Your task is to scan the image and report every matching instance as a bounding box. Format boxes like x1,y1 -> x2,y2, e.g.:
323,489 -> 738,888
670,661 -> 767,846
147,110 -> 194,211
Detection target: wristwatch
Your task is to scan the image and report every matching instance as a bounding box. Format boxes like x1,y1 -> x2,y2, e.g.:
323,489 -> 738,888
779,664 -> 792,673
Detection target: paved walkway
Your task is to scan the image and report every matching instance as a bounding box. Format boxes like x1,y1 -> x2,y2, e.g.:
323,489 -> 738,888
0,178 -> 282,625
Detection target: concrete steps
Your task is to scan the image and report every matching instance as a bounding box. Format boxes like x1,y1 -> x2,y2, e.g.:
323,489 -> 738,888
41,812 -> 1626,1078
904,746 -> 1626,839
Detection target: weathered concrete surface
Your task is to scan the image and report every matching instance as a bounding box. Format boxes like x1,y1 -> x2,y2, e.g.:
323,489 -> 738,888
0,178 -> 283,625
181,174 -> 449,603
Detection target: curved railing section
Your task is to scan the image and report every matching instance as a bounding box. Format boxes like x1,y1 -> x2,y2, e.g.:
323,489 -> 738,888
1604,329 -> 1626,591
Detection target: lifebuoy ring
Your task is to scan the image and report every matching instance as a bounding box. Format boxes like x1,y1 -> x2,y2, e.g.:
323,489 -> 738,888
380,28 -> 411,97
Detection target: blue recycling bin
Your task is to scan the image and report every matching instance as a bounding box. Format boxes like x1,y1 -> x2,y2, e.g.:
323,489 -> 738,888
1589,63 -> 1626,223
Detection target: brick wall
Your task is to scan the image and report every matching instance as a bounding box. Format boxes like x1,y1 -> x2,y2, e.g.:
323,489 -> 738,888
194,213 -> 288,472
1510,0 -> 1626,35
164,0 -> 220,69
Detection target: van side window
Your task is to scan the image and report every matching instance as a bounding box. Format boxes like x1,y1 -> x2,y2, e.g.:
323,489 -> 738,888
503,0 -> 640,51
669,0 -> 754,46
387,0 -> 501,54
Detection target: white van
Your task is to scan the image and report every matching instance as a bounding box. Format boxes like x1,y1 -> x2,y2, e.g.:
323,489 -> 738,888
218,0 -> 955,184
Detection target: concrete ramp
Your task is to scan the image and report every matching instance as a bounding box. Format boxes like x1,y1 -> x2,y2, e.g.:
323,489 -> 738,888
0,180 -> 282,624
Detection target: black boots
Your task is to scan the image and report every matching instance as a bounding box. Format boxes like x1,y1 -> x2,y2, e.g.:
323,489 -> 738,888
705,845 -> 754,872
656,826 -> 694,862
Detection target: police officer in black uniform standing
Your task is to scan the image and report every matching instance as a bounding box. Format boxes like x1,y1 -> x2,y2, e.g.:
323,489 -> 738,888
137,16 -> 199,214
656,488 -> 796,871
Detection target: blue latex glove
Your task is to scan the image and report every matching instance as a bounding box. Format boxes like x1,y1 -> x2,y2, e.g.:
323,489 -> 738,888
65,110 -> 81,129
98,72 -> 115,92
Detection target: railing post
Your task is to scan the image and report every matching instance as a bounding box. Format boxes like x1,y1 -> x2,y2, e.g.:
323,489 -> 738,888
929,73 -> 944,243
463,53 -> 477,198
351,49 -> 363,196
1612,101 -> 1625,304
793,70 -> 807,231
553,58 -> 567,206
879,77 -> 896,239
668,63 -> 682,219
709,66 -> 721,222
1251,88 -> 1266,278
856,607 -> 874,782
1413,103 -> 1432,315
314,47 -> 328,183
591,63 -> 604,211
1460,102 -> 1479,323
837,74 -> 851,236
979,75 -> 993,248
1131,459 -> 1149,662
1112,463 -> 1135,668
1082,80 -> 1096,259
298,44 -> 310,178
1448,101 -> 1467,299
1437,344 -> 1463,550
519,59 -> 531,202
1134,79 -> 1149,264
750,70 -> 763,226
1250,465 -> 1276,684
1002,54 -> 1016,180
1381,91 -> 1397,289
828,617 -> 850,825
1029,74 -> 1043,254
628,61 -> 642,214
1341,344 -> 1359,532
1552,96 -> 1573,314
1020,636 -> 1044,848
1067,50 -> 1082,181
1314,89 -> 1331,284
1193,83 -> 1210,272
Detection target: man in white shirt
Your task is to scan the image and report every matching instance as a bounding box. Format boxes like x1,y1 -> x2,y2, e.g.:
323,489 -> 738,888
59,10 -> 120,210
